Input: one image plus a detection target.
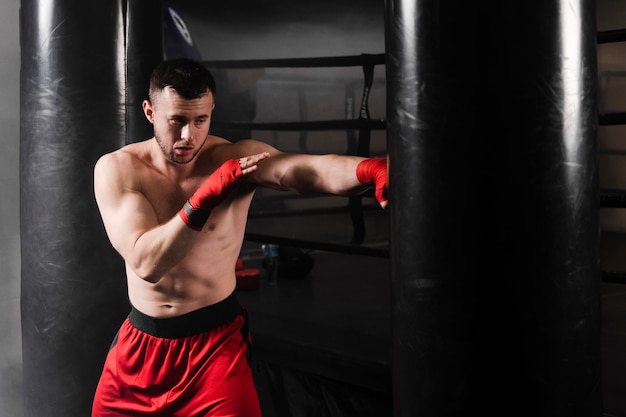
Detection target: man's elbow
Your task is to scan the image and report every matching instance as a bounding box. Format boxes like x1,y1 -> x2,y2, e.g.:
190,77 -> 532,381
129,261 -> 163,284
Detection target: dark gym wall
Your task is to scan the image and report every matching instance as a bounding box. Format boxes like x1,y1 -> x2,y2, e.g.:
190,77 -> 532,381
19,0 -> 161,416
171,0 -> 384,60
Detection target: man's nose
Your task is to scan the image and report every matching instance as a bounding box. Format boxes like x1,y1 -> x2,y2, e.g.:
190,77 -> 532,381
181,123 -> 193,141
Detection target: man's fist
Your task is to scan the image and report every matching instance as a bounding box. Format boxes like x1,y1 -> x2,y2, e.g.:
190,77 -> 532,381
356,157 -> 388,208
179,153 -> 269,230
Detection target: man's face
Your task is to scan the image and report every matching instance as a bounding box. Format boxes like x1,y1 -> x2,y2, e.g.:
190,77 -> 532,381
144,87 -> 215,164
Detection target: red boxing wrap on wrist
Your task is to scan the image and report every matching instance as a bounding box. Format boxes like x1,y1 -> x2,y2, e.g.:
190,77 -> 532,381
178,159 -> 243,231
356,157 -> 388,205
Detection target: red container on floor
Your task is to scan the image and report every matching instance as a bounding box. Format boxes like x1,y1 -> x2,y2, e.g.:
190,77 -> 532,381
236,268 -> 260,290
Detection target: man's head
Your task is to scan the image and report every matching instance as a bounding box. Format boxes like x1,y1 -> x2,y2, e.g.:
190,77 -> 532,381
144,59 -> 217,165
148,58 -> 217,104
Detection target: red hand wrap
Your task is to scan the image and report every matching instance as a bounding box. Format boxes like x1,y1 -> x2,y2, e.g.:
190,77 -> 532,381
356,157 -> 388,205
179,159 -> 243,230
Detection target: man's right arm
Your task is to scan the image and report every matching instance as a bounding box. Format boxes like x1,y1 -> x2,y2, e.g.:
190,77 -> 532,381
94,153 -> 201,283
93,151 -> 269,283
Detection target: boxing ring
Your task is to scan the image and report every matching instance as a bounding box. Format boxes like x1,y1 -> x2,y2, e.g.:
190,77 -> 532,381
598,28 -> 626,285
196,53 -> 392,415
19,0 -> 605,416
595,26 -> 626,417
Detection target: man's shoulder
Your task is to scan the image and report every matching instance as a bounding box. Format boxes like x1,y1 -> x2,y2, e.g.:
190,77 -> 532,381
118,139 -> 151,156
95,141 -> 152,180
100,141 -> 150,164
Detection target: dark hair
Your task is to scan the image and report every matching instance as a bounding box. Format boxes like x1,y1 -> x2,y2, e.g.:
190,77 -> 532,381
148,58 -> 216,101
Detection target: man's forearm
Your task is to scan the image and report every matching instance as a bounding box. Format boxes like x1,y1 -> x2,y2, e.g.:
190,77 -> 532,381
127,216 -> 199,283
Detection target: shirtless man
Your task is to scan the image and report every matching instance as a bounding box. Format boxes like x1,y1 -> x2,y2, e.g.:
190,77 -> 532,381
91,58 -> 388,417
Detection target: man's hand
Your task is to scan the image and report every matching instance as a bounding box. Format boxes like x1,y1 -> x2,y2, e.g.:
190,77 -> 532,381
239,152 -> 270,175
179,152 -> 270,230
356,157 -> 388,208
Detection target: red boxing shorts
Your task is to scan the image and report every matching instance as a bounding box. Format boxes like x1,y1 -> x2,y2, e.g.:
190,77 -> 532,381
92,292 -> 262,417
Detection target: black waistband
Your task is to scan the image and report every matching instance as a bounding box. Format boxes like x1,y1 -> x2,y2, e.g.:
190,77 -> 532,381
128,292 -> 242,339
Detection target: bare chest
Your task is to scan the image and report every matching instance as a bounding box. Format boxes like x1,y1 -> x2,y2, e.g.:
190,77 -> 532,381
143,175 -> 205,223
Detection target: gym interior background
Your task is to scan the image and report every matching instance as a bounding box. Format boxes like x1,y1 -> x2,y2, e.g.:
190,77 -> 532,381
2,0 -> 626,416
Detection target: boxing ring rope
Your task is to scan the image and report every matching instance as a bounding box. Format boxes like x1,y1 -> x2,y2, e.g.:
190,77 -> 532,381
202,53 -> 389,258
597,28 -> 626,44
598,28 -> 626,284
203,53 -> 385,69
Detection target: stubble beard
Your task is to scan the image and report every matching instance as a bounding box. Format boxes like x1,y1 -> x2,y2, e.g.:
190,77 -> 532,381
155,133 -> 206,165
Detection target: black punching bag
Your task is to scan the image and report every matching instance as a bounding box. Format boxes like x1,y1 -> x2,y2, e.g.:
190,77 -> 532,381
480,1 -> 601,416
385,0 -> 480,415
20,0 -> 162,416
126,0 -> 164,143
385,0 -> 601,416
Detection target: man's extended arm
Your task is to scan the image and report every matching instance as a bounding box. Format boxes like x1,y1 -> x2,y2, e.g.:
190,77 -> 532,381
250,151 -> 389,208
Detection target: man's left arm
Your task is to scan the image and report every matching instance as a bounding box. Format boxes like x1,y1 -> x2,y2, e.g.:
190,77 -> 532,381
251,152 -> 388,208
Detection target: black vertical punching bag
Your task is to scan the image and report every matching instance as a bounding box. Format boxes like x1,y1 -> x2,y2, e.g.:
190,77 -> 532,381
385,0 -> 600,416
385,0 -> 481,415
126,0 -> 164,143
20,0 -> 162,416
480,1 -> 601,415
